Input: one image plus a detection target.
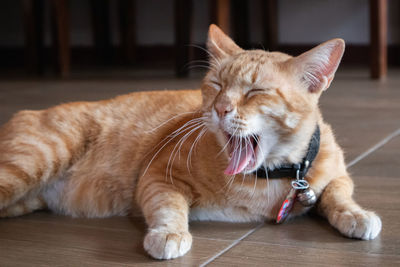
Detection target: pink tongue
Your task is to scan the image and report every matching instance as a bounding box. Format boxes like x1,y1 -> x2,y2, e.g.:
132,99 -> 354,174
224,141 -> 254,175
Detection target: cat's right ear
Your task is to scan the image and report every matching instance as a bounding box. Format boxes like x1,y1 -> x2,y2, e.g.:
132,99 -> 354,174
207,24 -> 243,62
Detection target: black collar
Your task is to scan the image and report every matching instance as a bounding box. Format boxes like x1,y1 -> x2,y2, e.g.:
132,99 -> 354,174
253,125 -> 320,180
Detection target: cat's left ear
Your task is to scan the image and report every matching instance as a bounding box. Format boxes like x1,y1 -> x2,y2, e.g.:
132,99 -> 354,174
291,39 -> 345,93
207,24 -> 243,61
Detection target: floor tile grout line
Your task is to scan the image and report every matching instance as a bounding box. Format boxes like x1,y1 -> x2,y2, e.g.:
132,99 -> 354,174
346,127 -> 400,168
199,127 -> 400,266
199,223 -> 264,267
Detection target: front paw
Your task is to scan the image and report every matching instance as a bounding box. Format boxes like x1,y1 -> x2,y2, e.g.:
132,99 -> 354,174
330,209 -> 382,240
144,229 -> 192,260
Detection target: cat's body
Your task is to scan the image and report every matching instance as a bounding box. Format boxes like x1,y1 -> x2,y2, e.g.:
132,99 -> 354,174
0,25 -> 381,260
0,90 -> 202,218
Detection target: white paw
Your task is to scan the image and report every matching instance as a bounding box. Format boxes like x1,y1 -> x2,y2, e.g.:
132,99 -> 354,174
143,229 -> 192,260
330,209 -> 382,240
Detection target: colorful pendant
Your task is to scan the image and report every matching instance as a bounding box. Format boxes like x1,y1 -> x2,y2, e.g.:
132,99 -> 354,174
276,175 -> 317,223
276,187 -> 297,224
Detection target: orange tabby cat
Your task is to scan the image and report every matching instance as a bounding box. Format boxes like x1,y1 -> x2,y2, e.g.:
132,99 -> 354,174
0,25 -> 381,259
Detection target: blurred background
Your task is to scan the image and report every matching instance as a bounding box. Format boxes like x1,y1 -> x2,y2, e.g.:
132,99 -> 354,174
0,1 -> 400,266
0,0 -> 398,80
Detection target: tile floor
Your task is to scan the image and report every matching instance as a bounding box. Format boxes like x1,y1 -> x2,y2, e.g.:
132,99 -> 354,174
0,68 -> 399,266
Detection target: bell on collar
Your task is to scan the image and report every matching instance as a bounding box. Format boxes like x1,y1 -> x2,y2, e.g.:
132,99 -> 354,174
297,188 -> 317,206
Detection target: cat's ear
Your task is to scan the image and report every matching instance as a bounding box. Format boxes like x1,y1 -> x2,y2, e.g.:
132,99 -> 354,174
207,24 -> 243,61
291,39 -> 345,93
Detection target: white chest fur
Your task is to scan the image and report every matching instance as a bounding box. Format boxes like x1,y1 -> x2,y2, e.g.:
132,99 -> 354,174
190,178 -> 294,222
189,206 -> 264,222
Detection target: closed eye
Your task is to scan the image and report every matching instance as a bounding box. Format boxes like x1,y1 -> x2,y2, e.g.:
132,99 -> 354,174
210,81 -> 222,90
246,88 -> 265,97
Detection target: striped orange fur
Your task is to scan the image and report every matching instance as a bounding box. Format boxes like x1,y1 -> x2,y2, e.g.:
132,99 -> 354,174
0,25 -> 381,259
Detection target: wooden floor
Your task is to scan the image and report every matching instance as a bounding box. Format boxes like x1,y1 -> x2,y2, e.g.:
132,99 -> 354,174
0,68 -> 399,266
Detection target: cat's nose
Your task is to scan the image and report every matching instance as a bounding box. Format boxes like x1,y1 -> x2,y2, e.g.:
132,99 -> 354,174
215,102 -> 233,118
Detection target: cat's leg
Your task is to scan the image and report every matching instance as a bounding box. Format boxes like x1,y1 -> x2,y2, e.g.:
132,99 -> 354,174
318,175 -> 382,240
137,181 -> 192,260
0,195 -> 46,218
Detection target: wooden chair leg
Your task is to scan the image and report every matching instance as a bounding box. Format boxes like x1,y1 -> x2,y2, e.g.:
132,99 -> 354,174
231,0 -> 249,48
370,0 -> 387,79
210,0 -> 231,35
22,0 -> 45,75
174,0 -> 193,77
50,0 -> 70,77
262,0 -> 278,51
91,0 -> 112,64
118,0 -> 136,64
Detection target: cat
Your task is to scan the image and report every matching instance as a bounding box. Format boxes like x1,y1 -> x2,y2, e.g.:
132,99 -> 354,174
0,24 -> 381,260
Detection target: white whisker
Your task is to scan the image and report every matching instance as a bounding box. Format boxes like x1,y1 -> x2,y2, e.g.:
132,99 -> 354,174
166,122 -> 205,183
188,44 -> 222,68
252,133 -> 269,203
216,125 -> 239,157
187,59 -> 219,71
141,116 -> 205,177
187,127 -> 207,174
145,111 -> 199,133
226,174 -> 236,193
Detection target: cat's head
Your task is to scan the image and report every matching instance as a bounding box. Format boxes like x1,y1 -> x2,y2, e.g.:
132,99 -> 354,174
201,24 -> 344,175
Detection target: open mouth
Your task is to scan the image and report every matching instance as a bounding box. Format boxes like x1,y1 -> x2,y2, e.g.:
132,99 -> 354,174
224,133 -> 259,175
